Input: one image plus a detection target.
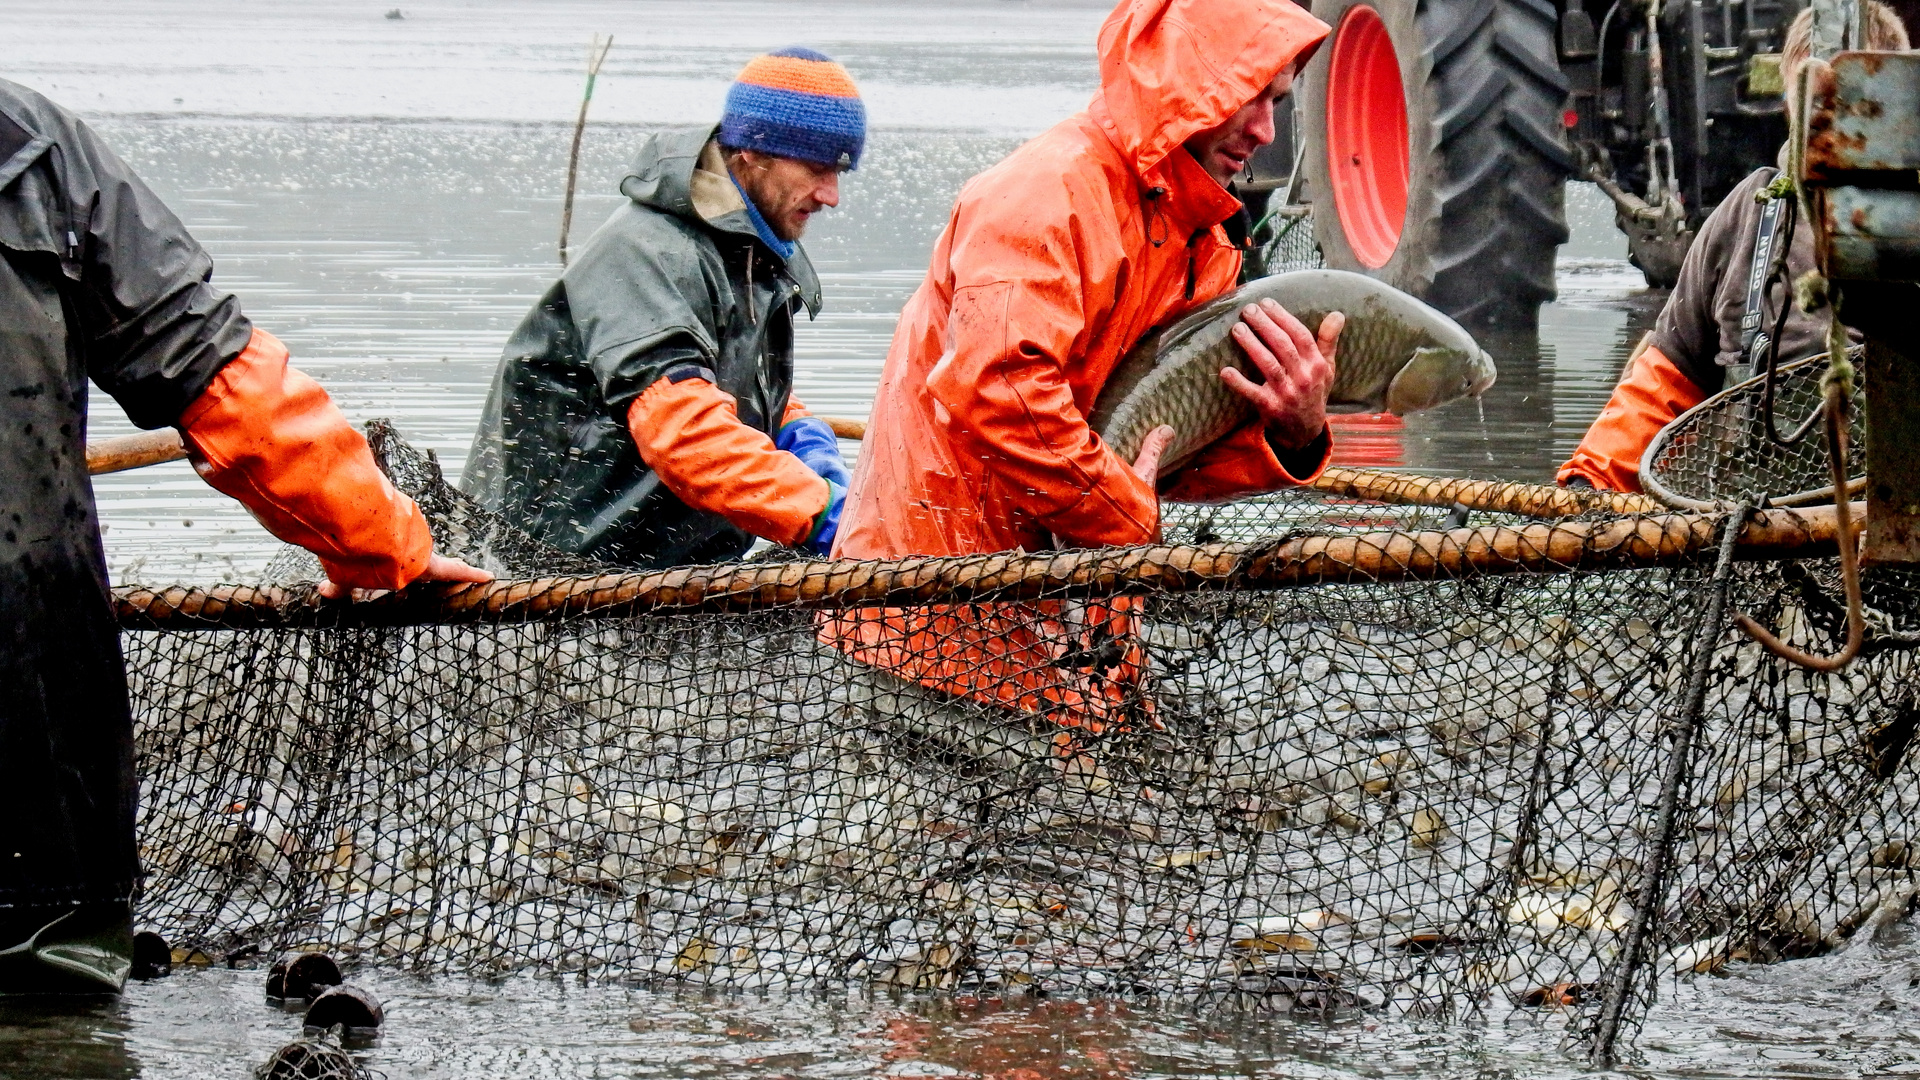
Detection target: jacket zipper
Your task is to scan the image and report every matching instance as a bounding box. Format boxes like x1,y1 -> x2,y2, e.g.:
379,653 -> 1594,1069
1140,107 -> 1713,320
1184,228 -> 1209,300
745,243 -> 757,326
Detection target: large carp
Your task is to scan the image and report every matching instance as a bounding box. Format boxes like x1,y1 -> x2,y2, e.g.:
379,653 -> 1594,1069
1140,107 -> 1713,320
1090,270 -> 1496,470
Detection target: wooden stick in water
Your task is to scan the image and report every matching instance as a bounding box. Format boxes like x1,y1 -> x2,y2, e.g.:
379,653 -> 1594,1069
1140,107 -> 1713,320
558,34 -> 614,267
826,417 -> 866,440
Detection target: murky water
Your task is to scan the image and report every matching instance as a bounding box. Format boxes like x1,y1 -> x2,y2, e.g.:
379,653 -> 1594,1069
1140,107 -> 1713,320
14,2 -> 1899,1077
11,938 -> 1920,1080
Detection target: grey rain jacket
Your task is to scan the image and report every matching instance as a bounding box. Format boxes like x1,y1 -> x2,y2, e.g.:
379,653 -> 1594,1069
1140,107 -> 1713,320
462,127 -> 822,569
0,79 -> 250,914
1650,161 -> 1860,394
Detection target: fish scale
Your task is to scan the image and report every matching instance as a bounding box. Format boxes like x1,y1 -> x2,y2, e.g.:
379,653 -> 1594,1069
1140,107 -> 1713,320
1089,270 -> 1497,470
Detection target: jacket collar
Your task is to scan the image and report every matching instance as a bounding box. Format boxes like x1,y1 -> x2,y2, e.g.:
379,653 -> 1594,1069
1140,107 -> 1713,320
1088,96 -> 1245,237
619,127 -> 822,315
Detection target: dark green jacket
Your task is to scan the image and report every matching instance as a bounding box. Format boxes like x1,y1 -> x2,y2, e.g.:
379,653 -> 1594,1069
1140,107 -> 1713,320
463,127 -> 821,569
0,78 -> 252,910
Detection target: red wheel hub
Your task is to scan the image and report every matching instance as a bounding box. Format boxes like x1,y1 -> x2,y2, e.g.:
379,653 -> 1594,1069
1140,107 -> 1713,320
1325,5 -> 1410,269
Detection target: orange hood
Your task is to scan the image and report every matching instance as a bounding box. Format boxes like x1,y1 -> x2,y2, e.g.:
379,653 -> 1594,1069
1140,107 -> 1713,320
1091,0 -> 1330,177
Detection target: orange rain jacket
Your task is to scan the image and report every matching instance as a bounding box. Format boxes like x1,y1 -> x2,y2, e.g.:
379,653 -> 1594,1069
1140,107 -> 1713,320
825,0 -> 1331,729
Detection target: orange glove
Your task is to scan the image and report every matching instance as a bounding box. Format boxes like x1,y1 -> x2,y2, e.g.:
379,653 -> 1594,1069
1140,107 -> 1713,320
1558,344 -> 1707,492
625,372 -> 830,547
179,328 -> 432,590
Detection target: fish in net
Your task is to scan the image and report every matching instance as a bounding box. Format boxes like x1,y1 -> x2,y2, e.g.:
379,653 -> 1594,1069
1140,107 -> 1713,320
121,423 -> 1919,1060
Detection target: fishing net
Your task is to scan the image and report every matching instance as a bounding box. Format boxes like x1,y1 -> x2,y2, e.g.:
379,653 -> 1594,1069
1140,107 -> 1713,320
1641,352 -> 1868,511
119,425 -> 1919,1062
1246,205 -> 1322,280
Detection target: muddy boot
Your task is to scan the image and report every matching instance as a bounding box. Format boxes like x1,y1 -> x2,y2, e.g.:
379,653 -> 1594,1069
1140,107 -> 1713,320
0,901 -> 134,995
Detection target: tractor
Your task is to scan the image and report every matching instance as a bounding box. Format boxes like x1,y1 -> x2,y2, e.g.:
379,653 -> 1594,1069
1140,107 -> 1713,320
1243,0 -> 1920,330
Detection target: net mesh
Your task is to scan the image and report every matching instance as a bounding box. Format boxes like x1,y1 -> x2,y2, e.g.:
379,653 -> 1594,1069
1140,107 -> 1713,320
1641,353 -> 1867,510
120,428 -> 1920,1059
1246,205 -> 1322,280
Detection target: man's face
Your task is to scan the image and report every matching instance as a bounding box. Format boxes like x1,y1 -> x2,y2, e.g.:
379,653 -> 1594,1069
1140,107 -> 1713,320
729,151 -> 843,242
1184,65 -> 1295,188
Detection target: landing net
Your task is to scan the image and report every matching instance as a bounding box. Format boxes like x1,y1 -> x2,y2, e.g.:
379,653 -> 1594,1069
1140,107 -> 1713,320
1642,352 -> 1868,510
120,428 -> 1919,1059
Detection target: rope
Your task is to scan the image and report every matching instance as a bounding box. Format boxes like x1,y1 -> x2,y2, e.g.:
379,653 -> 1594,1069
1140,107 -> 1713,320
1307,467 -> 1660,518
114,507 -> 1842,630
1728,47 -> 1865,672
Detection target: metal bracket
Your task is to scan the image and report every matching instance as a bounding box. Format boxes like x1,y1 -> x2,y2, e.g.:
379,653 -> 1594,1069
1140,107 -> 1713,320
1800,51 -> 1920,562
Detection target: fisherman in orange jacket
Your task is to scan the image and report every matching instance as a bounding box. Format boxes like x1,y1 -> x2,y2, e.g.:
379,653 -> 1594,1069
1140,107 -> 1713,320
0,77 -> 487,993
824,0 -> 1336,732
1559,4 -> 1908,492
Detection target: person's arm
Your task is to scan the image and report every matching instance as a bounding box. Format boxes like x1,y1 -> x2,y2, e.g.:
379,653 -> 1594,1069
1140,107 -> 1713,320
573,222 -> 840,553
177,329 -> 473,591
1164,302 -> 1338,502
1556,342 -> 1707,491
625,367 -> 839,552
1559,180 -> 1746,490
924,184 -> 1158,549
56,109 -> 481,592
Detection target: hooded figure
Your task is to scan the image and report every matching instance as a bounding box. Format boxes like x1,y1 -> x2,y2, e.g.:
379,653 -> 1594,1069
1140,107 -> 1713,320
823,0 -> 1332,729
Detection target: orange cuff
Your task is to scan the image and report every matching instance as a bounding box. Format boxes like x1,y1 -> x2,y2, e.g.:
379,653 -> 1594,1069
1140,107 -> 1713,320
1557,345 -> 1707,492
180,328 -> 433,590
780,396 -> 812,429
1162,422 -> 1332,503
626,376 -> 828,546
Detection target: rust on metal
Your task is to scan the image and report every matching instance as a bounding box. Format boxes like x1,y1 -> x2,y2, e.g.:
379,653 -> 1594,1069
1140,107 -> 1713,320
1799,52 -> 1920,180
1865,334 -> 1920,562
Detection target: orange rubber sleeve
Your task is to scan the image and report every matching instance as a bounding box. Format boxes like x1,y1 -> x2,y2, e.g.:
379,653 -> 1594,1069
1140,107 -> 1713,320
626,376 -> 829,546
1558,345 -> 1708,492
1163,421 -> 1332,502
178,328 -> 432,590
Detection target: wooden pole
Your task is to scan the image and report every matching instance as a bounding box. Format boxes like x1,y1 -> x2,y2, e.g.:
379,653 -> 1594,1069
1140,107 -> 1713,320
1307,466 -> 1660,518
114,505 -> 1841,630
77,416 -> 1656,524
826,417 -> 866,441
558,34 -> 614,268
88,429 -> 187,475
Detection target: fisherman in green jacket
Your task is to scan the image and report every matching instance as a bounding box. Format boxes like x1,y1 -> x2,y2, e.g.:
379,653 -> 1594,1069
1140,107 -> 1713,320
464,48 -> 864,569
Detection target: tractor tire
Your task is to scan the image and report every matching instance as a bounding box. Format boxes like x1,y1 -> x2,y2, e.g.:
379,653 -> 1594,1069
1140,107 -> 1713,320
1299,0 -> 1573,332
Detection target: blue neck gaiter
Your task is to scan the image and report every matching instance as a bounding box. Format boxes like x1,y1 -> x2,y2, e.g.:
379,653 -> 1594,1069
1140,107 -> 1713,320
730,174 -> 796,261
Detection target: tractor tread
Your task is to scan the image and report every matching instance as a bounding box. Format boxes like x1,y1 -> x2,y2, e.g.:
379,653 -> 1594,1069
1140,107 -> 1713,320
1305,0 -> 1572,331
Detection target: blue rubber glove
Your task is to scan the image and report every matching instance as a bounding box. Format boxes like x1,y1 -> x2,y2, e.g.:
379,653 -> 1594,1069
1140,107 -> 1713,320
776,416 -> 852,488
804,479 -> 846,557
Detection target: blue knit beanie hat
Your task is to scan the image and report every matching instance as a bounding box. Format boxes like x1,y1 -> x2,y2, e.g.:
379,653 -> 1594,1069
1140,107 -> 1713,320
719,47 -> 866,170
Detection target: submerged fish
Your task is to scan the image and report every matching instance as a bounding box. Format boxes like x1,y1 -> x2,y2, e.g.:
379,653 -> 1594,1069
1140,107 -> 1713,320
1090,269 -> 1496,469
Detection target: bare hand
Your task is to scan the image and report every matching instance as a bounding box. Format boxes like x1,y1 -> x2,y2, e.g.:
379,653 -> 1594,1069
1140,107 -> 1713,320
318,553 -> 493,601
1224,299 -> 1341,450
1130,425 -> 1176,486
